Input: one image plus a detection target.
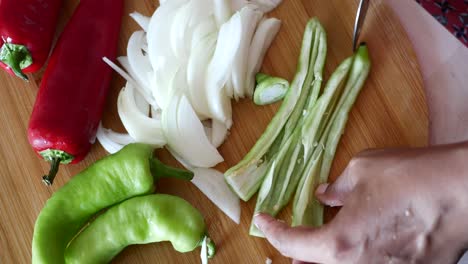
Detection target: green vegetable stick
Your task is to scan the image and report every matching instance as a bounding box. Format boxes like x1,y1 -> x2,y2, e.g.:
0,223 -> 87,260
279,23 -> 327,145
301,57 -> 353,161
292,45 -> 371,227
319,45 -> 371,183
249,56 -> 353,237
265,24 -> 326,161
225,19 -> 321,201
292,149 -> 324,227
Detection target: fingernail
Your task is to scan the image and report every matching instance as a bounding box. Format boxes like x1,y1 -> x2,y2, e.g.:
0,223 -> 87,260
316,183 -> 329,195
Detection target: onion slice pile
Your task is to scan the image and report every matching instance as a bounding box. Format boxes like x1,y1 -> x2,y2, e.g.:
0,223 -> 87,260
98,0 -> 283,224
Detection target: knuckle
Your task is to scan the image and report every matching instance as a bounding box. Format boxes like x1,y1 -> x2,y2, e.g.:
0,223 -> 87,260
329,235 -> 352,262
347,156 -> 362,171
346,156 -> 370,178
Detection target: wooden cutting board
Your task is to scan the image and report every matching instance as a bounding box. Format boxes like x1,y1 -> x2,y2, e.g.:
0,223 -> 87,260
0,0 -> 428,263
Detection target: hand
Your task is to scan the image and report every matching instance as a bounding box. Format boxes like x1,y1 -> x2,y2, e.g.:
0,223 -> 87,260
254,142 -> 468,264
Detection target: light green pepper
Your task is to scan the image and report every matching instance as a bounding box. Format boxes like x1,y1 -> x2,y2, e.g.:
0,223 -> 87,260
65,194 -> 215,263
32,143 -> 193,264
225,18 -> 327,202
253,73 -> 289,106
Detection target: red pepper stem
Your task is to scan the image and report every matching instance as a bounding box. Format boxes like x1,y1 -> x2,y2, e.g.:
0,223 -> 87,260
38,149 -> 74,186
42,157 -> 61,186
0,43 -> 33,81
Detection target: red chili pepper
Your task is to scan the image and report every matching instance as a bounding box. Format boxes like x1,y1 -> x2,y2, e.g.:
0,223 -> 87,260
28,0 -> 124,185
0,0 -> 62,80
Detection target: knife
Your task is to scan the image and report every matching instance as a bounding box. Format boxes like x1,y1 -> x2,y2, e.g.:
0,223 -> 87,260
352,0 -> 370,52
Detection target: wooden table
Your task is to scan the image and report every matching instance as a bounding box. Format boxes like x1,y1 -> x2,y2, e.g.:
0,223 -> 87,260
0,0 -> 428,263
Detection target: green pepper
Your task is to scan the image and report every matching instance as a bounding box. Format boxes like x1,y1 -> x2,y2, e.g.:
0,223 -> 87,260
253,73 -> 289,106
32,143 -> 193,264
65,194 -> 215,263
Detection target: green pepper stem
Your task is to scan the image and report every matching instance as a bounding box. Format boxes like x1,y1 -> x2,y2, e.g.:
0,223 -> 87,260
0,43 -> 32,81
150,158 -> 194,181
206,237 -> 216,259
42,157 -> 61,186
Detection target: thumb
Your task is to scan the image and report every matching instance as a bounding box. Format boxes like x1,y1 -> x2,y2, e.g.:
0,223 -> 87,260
254,213 -> 336,263
315,167 -> 359,207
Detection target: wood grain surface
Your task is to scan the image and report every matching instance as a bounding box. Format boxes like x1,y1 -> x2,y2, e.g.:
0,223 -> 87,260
0,0 -> 428,263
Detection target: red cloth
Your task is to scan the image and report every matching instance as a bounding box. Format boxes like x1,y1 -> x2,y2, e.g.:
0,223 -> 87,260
416,0 -> 468,46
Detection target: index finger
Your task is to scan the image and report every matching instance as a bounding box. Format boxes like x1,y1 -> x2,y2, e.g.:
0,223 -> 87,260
254,213 -> 337,263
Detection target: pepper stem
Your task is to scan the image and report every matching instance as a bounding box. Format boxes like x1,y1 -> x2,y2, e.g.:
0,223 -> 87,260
42,157 -> 61,186
150,157 -> 194,181
0,43 -> 33,81
206,237 -> 216,259
38,149 -> 74,186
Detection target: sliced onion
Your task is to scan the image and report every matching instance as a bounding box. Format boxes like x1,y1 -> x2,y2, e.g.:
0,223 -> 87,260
103,57 -> 156,107
118,83 -> 166,147
147,0 -> 185,72
188,0 -> 214,28
231,0 -> 248,12
251,0 -> 283,13
203,124 -> 213,144
192,167 -> 241,224
171,1 -> 191,60
171,0 -> 216,61
163,94 -> 223,167
231,0 -> 283,14
96,123 -> 126,154
105,130 -> 135,145
224,77 -> 234,98
141,43 -> 149,53
213,0 -> 232,27
147,0 -> 185,110
190,17 -> 217,52
129,12 -> 151,32
167,147 -> 192,169
151,106 -> 162,120
231,6 -> 263,100
117,57 -> 152,115
245,18 -> 281,97
127,31 -> 153,94
200,236 -> 208,264
187,32 -> 217,119
117,56 -> 144,89
205,12 -> 242,125
167,148 -> 241,224
151,64 -> 178,110
168,66 -> 187,98
147,0 -> 186,109
211,120 -> 228,148
176,95 -> 223,166
103,57 -> 139,90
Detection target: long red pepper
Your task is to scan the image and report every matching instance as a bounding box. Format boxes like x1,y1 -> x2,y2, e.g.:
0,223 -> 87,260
0,0 -> 62,80
28,0 -> 124,185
